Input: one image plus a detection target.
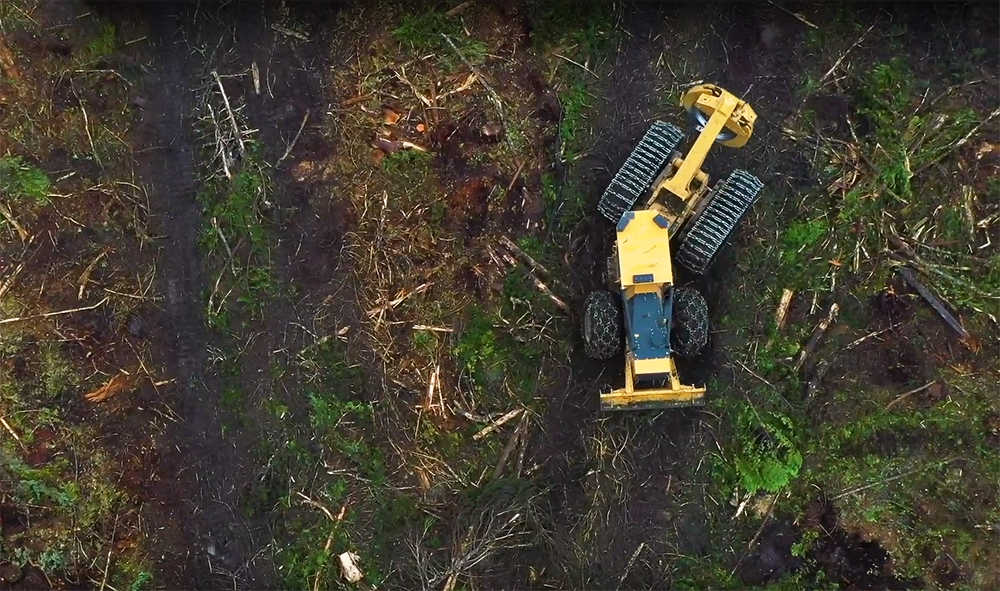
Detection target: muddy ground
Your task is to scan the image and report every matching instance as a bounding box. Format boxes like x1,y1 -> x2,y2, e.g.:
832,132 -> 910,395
1,1 -> 998,590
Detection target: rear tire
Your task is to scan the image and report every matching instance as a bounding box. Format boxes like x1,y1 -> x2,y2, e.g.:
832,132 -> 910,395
671,287 -> 709,358
582,290 -> 623,360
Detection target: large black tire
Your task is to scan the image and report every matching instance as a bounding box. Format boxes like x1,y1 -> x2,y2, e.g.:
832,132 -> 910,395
671,287 -> 709,358
582,290 -> 623,360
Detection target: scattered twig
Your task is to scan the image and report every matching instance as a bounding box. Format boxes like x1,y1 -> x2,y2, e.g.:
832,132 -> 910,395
444,1 -> 472,16
473,408 -> 523,441
436,72 -> 479,102
412,324 -> 453,333
498,235 -> 553,282
527,274 -> 570,314
842,322 -> 902,351
618,543 -> 647,586
84,372 -> 140,403
886,380 -> 937,409
271,23 -> 309,41
895,266 -> 971,342
276,109 -> 311,167
554,53 -> 599,78
366,282 -> 432,318
297,491 -> 337,522
774,288 -> 794,331
441,34 -> 504,114
0,297 -> 108,325
913,105 -> 1000,177
768,1 -> 818,28
393,66 -> 432,106
0,261 -> 25,299
0,416 -> 24,450
734,358 -> 776,389
818,23 -> 876,88
78,248 -> 109,300
340,93 -> 373,107
832,457 -> 962,500
0,201 -> 29,242
312,531 -> 336,591
491,411 -> 530,481
793,302 -> 839,372
212,70 -> 246,157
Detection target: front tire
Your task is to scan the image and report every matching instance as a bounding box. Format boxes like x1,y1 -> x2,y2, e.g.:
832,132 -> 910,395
671,287 -> 709,357
582,290 -> 623,360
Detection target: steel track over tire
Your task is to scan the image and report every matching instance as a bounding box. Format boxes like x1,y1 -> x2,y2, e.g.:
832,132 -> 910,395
676,169 -> 763,275
582,290 -> 623,360
671,287 -> 709,358
598,121 -> 685,224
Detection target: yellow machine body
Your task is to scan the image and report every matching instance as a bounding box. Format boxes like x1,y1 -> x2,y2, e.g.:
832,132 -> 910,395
597,85 -> 757,411
599,210 -> 706,412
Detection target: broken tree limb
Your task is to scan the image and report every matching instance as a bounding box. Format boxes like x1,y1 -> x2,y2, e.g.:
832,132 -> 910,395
0,297 -> 108,325
774,288 -> 794,331
528,274 -> 570,314
499,235 -> 553,281
411,324 -> 454,333
78,248 -> 109,300
794,302 -> 839,372
895,266 -> 972,343
276,109 -> 311,167
338,552 -> 363,583
491,411 -> 530,481
0,261 -> 25,299
84,372 -> 140,403
885,380 -> 937,410
473,408 -> 523,441
212,70 -> 246,157
0,201 -> 29,242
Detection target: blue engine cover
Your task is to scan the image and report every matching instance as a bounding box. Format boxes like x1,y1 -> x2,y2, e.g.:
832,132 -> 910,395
624,288 -> 674,362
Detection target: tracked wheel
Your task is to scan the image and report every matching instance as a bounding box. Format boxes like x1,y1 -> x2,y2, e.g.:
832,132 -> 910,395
676,169 -> 763,275
671,287 -> 709,358
582,290 -> 623,360
598,121 -> 685,224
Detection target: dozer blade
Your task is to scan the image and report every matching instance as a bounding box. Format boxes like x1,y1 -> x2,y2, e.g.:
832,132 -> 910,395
600,386 -> 706,412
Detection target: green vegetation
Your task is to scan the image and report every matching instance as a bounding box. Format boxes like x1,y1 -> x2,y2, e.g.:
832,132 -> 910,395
0,155 -> 51,204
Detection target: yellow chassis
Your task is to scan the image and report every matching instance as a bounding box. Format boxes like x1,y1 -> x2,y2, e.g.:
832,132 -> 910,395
600,84 -> 755,411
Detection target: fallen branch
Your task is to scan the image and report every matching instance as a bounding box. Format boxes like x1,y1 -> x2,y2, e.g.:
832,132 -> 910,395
441,34 -> 504,115
473,408 -> 523,441
895,266 -> 971,342
0,297 -> 108,325
0,261 -> 25,299
425,365 -> 440,415
528,274 -> 570,314
271,23 -> 309,41
412,324 -> 453,333
251,62 -> 260,95
0,201 -> 29,242
499,235 -> 554,282
832,457 -> 961,500
913,105 -> 1000,177
793,302 -> 839,372
885,380 -> 937,410
492,411 -> 530,481
0,416 -> 24,449
818,23 -> 876,88
212,70 -> 246,157
767,1 -> 818,28
366,282 -> 432,318
78,248 -> 109,300
774,288 -> 794,331
84,372 -> 140,403
276,109 -> 311,167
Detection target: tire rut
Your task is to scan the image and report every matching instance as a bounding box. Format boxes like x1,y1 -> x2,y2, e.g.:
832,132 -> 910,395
140,3 -> 245,587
